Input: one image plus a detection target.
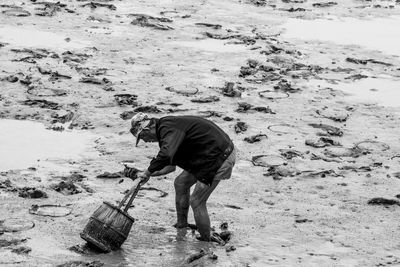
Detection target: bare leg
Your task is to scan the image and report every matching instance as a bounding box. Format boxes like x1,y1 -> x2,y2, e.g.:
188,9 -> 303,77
174,171 -> 197,228
190,180 -> 220,241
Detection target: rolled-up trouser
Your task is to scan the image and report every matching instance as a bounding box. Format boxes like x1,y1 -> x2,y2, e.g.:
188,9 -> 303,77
213,147 -> 236,181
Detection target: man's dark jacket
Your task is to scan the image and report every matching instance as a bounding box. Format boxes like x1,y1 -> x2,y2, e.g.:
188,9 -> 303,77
147,116 -> 234,185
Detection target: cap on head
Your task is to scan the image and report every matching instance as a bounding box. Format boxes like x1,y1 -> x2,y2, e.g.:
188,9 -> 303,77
130,113 -> 150,145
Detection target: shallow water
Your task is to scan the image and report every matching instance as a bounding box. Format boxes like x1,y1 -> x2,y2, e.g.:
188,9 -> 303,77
281,16 -> 400,56
85,226 -> 214,266
0,119 -> 96,171
307,78 -> 400,107
172,39 -> 247,53
335,78 -> 400,107
0,26 -> 89,50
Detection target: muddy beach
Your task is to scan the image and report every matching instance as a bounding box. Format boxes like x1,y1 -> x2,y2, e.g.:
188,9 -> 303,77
1,0 -> 400,266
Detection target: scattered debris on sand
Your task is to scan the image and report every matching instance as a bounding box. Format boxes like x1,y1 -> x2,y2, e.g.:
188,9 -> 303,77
221,82 -> 242,97
134,105 -> 162,113
96,171 -> 123,179
114,94 -> 138,106
367,198 -> 400,206
33,1 -> 75,17
279,149 -> 304,159
195,23 -> 222,29
295,218 -> 313,223
224,204 -> 243,210
81,2 -> 116,11
244,134 -> 268,143
1,0 -> 400,265
57,260 -> 104,267
308,123 -> 343,136
313,2 -> 338,8
21,99 -> 61,110
184,249 -> 207,264
252,154 -> 287,167
18,187 -> 48,199
226,245 -> 236,252
264,165 -> 299,179
69,244 -> 104,255
0,238 -> 26,248
234,121 -> 248,133
184,249 -> 218,264
130,14 -> 173,30
191,96 -> 220,103
51,181 -> 82,195
0,219 -> 35,232
2,8 -> 31,17
236,102 -> 275,114
305,137 -> 341,148
140,187 -> 168,198
29,204 -> 72,217
11,246 -> 32,254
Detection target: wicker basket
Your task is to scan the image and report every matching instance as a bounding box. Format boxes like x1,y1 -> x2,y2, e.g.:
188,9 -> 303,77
80,202 -> 135,252
80,180 -> 141,252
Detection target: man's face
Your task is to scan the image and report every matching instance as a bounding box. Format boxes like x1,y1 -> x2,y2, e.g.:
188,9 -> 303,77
130,127 -> 139,137
137,128 -> 157,143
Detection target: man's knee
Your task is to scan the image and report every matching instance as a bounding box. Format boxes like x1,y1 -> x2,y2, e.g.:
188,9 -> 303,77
174,171 -> 194,191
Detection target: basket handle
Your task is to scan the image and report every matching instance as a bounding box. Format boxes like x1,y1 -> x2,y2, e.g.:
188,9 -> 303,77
123,180 -> 143,212
117,179 -> 142,211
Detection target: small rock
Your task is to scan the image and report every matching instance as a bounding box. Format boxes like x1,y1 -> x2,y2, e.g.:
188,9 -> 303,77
220,222 -> 228,230
208,252 -> 218,260
295,218 -> 312,223
226,245 -> 236,252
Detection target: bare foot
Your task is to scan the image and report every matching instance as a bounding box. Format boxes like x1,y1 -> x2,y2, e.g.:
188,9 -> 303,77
173,222 -> 198,230
196,233 -> 225,245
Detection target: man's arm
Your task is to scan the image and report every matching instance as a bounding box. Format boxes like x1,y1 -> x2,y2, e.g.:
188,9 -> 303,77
149,165 -> 176,177
147,127 -> 185,174
139,165 -> 176,184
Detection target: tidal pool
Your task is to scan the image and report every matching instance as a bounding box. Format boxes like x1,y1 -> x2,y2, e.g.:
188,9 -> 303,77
335,78 -> 400,107
0,119 -> 96,171
281,16 -> 400,56
307,78 -> 400,108
0,26 -> 89,50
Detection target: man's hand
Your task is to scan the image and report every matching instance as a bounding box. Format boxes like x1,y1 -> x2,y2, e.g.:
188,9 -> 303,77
123,166 -> 140,180
137,170 -> 151,184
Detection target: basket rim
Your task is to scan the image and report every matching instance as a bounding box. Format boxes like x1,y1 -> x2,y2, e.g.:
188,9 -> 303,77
80,232 -> 112,252
103,201 -> 135,222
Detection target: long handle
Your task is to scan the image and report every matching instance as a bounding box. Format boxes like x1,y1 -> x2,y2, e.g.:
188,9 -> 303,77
118,184 -> 136,209
123,180 -> 142,212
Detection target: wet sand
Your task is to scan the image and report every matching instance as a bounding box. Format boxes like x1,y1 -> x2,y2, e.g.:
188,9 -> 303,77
1,0 -> 400,266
